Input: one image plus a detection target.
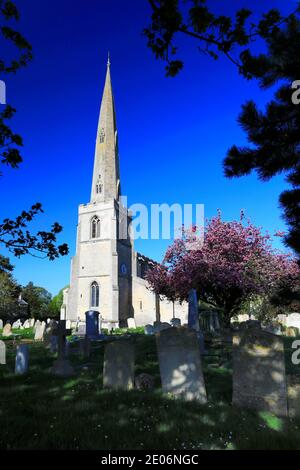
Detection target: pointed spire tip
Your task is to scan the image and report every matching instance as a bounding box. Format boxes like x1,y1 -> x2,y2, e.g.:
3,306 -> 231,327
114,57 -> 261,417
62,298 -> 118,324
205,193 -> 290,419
107,51 -> 110,67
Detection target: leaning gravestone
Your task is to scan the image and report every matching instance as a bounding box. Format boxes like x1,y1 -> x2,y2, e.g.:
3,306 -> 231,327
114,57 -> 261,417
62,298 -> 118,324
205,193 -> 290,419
0,340 -> 6,365
103,341 -> 135,390
127,317 -> 136,329
156,327 -> 207,403
233,329 -> 287,417
34,322 -> 46,341
2,324 -> 12,338
15,344 -> 29,375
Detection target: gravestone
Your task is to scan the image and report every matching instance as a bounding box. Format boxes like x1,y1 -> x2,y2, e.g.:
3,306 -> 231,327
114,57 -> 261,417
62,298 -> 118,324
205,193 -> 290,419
34,322 -> 46,341
286,326 -> 298,337
34,320 -> 41,332
12,319 -> 21,329
156,327 -> 207,403
51,320 -> 74,377
103,341 -> 135,390
77,322 -> 86,336
30,319 -> 35,328
23,319 -> 30,329
127,317 -> 136,329
144,324 -> 154,335
0,319 -> 3,329
85,310 -> 101,340
232,329 -> 287,417
2,324 -> 12,337
0,340 -> 6,365
170,318 -> 181,328
15,344 -> 29,375
44,320 -> 58,348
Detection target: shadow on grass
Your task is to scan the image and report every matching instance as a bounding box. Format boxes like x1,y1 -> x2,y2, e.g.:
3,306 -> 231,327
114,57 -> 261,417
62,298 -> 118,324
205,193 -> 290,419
0,336 -> 300,450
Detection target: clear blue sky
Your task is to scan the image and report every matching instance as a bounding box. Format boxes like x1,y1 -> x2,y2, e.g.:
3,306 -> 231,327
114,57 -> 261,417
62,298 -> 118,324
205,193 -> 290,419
1,0 -> 297,295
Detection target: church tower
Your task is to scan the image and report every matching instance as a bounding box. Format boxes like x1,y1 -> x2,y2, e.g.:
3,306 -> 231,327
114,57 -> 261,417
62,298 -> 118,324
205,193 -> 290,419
65,57 -> 133,326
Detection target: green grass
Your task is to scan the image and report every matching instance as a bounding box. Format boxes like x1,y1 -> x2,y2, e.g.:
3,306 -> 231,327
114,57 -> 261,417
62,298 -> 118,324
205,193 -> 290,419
0,330 -> 300,450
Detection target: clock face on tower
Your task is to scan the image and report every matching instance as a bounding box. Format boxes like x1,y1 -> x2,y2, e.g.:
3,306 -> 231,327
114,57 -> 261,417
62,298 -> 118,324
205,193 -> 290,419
120,263 -> 127,275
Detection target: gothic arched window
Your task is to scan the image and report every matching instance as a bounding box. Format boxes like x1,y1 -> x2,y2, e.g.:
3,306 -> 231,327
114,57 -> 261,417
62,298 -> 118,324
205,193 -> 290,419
91,282 -> 99,307
91,216 -> 100,239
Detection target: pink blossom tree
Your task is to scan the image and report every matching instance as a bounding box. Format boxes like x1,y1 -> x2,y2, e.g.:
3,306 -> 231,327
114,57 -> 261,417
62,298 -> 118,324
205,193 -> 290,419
146,212 -> 300,326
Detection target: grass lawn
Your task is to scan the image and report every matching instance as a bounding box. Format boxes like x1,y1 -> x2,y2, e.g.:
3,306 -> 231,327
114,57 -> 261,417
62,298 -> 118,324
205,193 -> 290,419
0,329 -> 300,450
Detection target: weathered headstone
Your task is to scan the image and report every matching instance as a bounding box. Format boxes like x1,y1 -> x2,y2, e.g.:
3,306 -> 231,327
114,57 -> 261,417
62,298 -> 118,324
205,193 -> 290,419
15,344 -> 29,375
12,319 -> 21,329
144,324 -> 154,335
77,322 -> 86,336
232,329 -> 287,417
103,341 -> 135,390
286,326 -> 299,337
34,320 -> 41,332
30,319 -> 35,328
0,340 -> 6,365
51,320 -> 74,377
34,322 -> 46,341
127,317 -> 136,329
0,319 -> 3,329
156,327 -> 207,402
2,324 -> 12,337
23,319 -> 30,329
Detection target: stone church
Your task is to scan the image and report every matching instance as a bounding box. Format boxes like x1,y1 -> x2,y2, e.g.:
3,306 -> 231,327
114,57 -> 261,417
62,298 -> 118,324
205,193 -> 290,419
63,59 -> 188,328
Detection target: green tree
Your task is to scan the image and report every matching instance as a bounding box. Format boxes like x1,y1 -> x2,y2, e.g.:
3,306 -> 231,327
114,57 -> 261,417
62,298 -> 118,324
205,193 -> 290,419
0,1 -> 68,259
21,281 -> 52,319
0,255 -> 20,322
144,1 -> 300,256
48,286 -> 68,318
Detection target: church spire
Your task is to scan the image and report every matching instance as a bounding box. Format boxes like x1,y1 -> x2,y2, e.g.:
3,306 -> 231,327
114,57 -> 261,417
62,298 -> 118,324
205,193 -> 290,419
91,57 -> 120,203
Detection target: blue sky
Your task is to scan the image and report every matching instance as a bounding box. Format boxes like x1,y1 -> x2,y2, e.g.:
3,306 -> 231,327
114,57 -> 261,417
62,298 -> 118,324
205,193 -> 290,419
1,0 -> 297,295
